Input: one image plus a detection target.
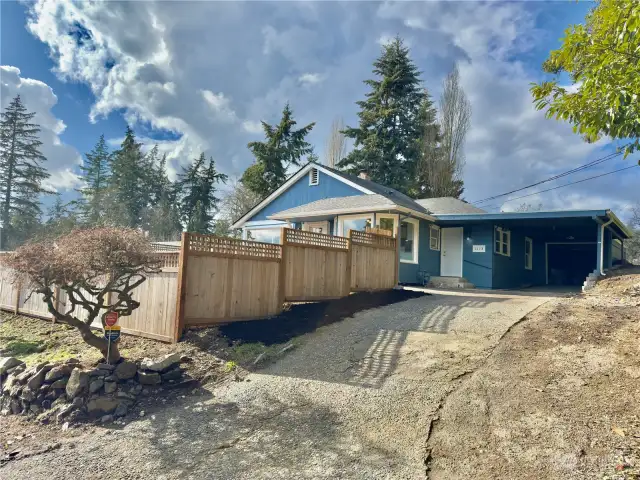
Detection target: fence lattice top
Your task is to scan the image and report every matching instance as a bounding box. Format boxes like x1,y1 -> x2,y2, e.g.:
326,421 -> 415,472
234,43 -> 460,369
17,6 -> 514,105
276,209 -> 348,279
284,228 -> 349,251
350,230 -> 397,250
365,226 -> 394,237
156,252 -> 179,269
187,233 -> 282,260
151,242 -> 180,252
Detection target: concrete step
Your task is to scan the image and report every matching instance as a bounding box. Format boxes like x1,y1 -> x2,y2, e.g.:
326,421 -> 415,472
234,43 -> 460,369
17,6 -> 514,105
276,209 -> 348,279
428,276 -> 476,289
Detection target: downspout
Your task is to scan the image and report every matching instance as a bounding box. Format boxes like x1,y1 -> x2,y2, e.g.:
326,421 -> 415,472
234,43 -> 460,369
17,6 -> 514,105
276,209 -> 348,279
595,217 -> 614,275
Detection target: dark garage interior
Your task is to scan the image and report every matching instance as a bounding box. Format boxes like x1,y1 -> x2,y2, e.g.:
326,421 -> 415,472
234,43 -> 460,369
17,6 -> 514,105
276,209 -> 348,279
547,243 -> 597,286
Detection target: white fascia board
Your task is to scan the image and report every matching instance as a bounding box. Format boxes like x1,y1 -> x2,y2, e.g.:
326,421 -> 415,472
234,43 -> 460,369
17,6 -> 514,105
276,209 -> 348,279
314,164 -> 375,195
269,204 -> 436,222
231,163 -> 374,229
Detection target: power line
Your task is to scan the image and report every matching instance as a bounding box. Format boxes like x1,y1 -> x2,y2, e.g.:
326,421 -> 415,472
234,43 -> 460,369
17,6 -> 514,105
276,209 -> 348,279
471,147 -> 628,205
478,164 -> 639,210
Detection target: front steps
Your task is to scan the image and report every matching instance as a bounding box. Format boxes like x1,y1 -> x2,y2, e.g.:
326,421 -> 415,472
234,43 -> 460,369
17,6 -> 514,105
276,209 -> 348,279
428,276 -> 475,289
582,269 -> 601,292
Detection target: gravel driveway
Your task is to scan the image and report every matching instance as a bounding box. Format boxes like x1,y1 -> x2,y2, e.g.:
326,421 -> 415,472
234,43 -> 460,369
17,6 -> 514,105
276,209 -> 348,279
2,289 -> 554,479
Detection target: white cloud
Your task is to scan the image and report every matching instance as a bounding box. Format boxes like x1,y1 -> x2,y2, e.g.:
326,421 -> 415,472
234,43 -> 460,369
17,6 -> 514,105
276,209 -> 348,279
242,120 -> 263,134
201,90 -> 237,122
298,73 -> 324,86
0,65 -> 82,190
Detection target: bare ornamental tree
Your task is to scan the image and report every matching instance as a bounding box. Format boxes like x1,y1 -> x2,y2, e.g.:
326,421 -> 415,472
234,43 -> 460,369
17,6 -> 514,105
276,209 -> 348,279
1,228 -> 159,363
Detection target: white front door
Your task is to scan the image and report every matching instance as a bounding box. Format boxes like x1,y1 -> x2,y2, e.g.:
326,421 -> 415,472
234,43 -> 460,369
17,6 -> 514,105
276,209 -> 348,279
441,227 -> 463,277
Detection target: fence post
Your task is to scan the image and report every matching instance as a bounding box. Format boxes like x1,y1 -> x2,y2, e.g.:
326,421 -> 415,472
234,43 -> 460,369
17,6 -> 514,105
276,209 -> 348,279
394,222 -> 400,286
13,280 -> 21,315
278,227 -> 288,307
346,230 -> 353,295
173,232 -> 189,343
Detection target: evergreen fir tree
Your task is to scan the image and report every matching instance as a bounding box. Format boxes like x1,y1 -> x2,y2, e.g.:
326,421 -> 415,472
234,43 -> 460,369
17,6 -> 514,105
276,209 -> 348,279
176,153 -> 227,234
242,103 -> 315,196
141,152 -> 183,240
43,195 -> 80,238
78,134 -> 110,225
108,126 -> 147,227
339,37 -> 425,195
0,95 -> 50,249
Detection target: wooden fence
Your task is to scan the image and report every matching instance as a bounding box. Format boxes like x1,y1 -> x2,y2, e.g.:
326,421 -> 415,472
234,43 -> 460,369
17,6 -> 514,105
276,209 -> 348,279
282,229 -> 351,301
350,230 -> 398,291
177,233 -> 284,333
0,252 -> 179,343
2,228 -> 398,343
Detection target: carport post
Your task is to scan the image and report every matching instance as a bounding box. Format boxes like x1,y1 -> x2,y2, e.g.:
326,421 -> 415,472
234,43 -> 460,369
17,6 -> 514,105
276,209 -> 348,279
595,218 -> 613,275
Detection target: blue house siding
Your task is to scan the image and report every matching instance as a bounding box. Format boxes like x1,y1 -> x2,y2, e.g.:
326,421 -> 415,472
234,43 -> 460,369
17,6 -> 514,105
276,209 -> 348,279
249,170 -> 364,221
399,219 -> 440,284
492,226 -> 546,289
462,224 -> 494,288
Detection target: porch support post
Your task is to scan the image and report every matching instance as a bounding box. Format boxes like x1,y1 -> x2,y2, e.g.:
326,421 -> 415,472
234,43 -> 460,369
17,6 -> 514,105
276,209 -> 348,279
596,222 -> 604,276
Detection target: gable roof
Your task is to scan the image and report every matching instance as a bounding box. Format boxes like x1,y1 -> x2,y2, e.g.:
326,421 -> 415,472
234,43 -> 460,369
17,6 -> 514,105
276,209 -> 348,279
415,197 -> 487,215
268,194 -> 434,221
319,165 -> 430,214
231,162 -> 374,228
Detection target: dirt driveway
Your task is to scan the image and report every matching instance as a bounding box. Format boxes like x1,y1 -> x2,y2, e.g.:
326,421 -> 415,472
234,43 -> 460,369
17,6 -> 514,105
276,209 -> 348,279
1,289 -> 554,479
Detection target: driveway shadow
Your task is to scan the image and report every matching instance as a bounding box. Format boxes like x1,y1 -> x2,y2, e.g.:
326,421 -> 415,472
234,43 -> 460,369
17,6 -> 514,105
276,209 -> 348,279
262,291 -> 514,389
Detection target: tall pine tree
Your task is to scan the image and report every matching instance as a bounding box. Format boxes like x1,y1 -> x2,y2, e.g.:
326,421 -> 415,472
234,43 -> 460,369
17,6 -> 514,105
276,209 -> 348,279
176,153 -> 227,233
242,103 -> 315,197
78,134 -> 110,225
339,37 -> 425,195
0,95 -> 50,249
107,126 -> 147,227
141,152 -> 183,240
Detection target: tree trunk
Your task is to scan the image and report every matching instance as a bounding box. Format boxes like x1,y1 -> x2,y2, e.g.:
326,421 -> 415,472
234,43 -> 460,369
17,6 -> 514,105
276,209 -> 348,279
68,316 -> 121,363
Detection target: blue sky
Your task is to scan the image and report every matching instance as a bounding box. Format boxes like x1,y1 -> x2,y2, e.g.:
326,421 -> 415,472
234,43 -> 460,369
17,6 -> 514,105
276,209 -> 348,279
1,0 -> 638,220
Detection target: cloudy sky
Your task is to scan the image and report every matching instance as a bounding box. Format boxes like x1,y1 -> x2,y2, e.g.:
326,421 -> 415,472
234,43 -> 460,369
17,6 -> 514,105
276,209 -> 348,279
1,0 -> 638,220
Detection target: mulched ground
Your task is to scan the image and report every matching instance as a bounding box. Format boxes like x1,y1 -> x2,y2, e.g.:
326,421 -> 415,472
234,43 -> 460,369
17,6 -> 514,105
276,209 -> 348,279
216,289 -> 427,345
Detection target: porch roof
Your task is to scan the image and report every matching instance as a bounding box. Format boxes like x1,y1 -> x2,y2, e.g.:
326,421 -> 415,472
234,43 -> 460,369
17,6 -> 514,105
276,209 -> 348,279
434,209 -> 633,239
267,194 -> 436,222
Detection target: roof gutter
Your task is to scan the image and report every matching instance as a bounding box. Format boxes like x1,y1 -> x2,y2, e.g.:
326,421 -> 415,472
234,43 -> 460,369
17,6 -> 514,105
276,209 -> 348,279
594,217 -> 614,276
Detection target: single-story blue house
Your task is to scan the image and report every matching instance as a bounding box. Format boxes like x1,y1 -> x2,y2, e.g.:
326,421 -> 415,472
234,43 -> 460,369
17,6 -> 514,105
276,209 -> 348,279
231,163 -> 632,289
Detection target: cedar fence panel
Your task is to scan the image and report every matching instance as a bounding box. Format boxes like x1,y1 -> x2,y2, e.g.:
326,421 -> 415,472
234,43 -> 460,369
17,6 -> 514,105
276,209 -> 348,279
0,252 -> 179,343
282,228 -> 351,301
179,233 -> 283,331
349,230 -> 398,291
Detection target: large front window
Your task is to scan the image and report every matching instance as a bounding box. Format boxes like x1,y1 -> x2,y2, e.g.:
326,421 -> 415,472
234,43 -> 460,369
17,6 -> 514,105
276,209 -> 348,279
339,215 -> 372,236
400,219 -> 419,263
246,228 -> 281,244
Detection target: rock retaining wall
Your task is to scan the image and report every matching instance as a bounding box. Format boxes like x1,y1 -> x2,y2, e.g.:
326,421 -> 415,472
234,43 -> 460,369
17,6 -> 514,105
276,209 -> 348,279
0,353 -> 195,424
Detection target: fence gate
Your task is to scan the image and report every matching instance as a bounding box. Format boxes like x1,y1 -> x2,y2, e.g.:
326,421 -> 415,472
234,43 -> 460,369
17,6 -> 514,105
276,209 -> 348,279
349,230 -> 398,291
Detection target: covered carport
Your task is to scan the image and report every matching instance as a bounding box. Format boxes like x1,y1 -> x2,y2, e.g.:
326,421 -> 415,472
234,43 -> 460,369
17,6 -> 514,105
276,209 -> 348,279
433,209 -> 632,289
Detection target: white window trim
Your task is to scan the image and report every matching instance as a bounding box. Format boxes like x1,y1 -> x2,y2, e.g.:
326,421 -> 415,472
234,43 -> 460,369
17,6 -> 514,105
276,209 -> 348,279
429,225 -> 440,251
376,213 -> 398,237
337,213 -> 374,237
400,217 -> 420,265
494,226 -> 511,257
525,237 -> 533,270
303,220 -> 329,233
243,223 -> 289,241
309,167 -> 319,186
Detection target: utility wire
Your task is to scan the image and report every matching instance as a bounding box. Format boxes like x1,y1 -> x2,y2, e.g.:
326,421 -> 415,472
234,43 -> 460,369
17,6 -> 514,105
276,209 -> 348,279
478,164 -> 638,211
471,147 -> 628,205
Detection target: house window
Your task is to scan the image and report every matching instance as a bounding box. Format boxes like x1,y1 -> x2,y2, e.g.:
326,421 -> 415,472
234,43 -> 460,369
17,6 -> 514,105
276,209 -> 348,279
400,219 -> 419,264
246,228 -> 281,244
339,215 -> 373,236
304,221 -> 329,234
429,225 -> 440,251
377,215 -> 395,236
494,227 -> 510,256
525,237 -> 533,270
309,168 -> 319,186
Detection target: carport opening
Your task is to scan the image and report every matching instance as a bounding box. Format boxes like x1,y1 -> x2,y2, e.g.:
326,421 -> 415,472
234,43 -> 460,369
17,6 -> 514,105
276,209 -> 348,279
547,243 -> 596,286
